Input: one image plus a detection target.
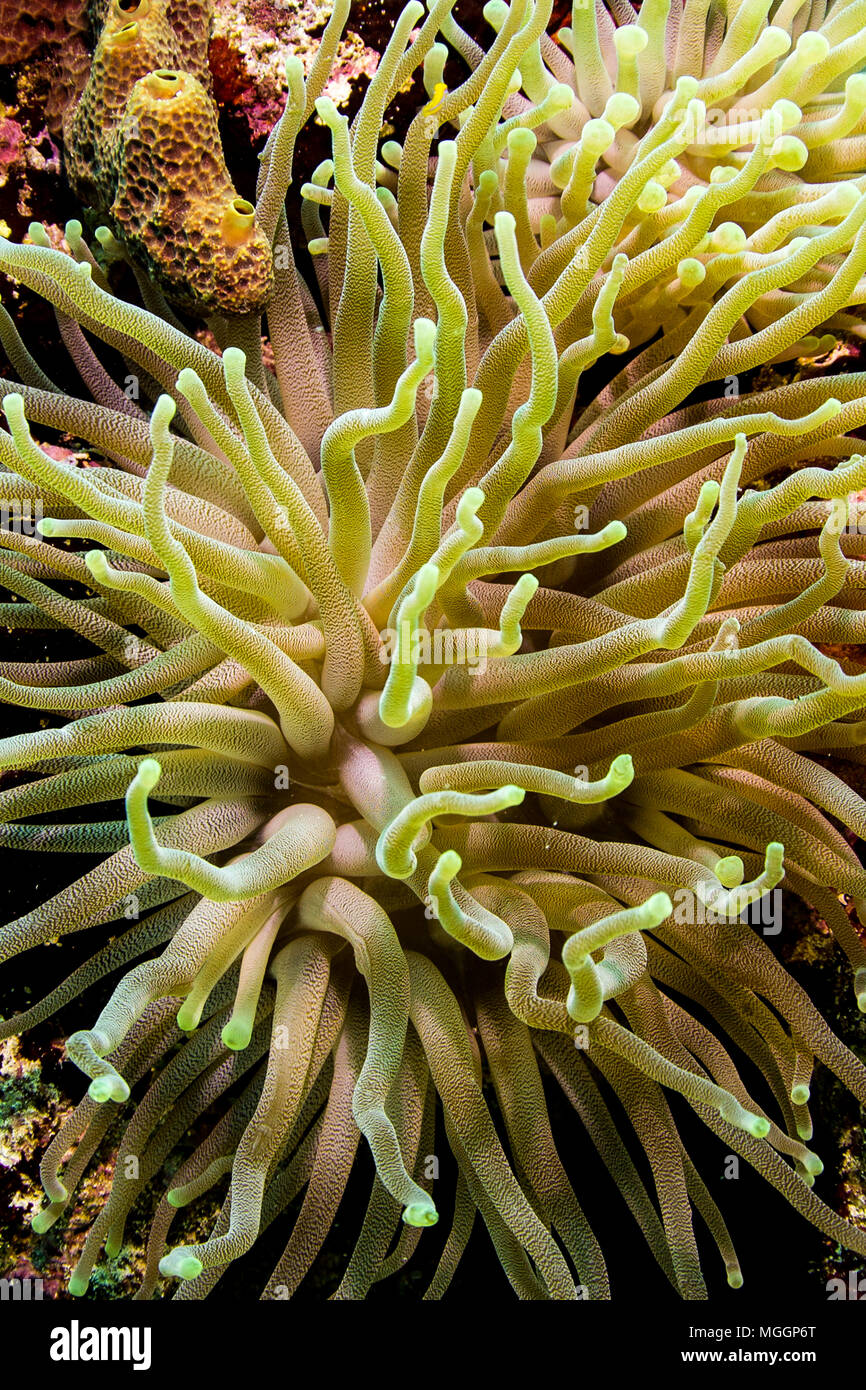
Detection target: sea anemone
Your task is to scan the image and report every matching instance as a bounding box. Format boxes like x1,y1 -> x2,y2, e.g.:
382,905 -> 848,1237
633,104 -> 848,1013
0,0 -> 866,1301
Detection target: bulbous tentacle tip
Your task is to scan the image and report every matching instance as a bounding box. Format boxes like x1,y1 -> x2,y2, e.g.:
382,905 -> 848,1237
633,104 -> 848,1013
1,390 -> 24,422
221,1019 -> 253,1051
89,1073 -> 130,1103
672,75 -> 699,103
402,1201 -> 438,1228
160,1248 -> 204,1281
854,967 -> 866,1012
791,1083 -> 811,1106
727,1268 -> 744,1290
715,855 -> 745,889
645,891 -> 673,921
134,758 -> 163,794
222,345 -> 247,378
607,752 -> 634,791
719,1092 -> 770,1137
175,366 -> 199,397
174,1002 -> 200,1032
67,1272 -> 90,1297
32,1205 -> 63,1234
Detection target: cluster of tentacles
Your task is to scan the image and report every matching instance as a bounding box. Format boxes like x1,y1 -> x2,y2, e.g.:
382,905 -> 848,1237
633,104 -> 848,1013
473,0 -> 866,352
0,0 -> 865,1300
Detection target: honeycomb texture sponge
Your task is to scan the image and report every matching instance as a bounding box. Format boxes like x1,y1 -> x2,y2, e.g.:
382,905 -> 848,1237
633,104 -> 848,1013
0,0 -> 87,67
87,0 -> 212,87
113,70 -> 274,314
64,0 -> 273,314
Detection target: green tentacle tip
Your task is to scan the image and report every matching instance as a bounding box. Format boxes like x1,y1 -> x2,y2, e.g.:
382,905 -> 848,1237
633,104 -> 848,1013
67,1272 -> 90,1297
411,562 -> 439,609
715,856 -> 744,889
608,753 -> 634,789
456,487 -> 484,530
315,94 -> 338,125
402,1200 -> 438,1227
134,757 -> 163,795
223,345 -> 247,378
799,1149 -> 823,1177
176,366 -> 201,396
89,1073 -> 130,1103
507,126 -> 537,157
492,785 -> 524,811
27,221 -> 52,247
159,1248 -> 204,1280
483,0 -> 508,24
428,848 -> 461,912
222,1018 -> 253,1051
84,549 -> 111,581
747,1114 -> 771,1139
643,891 -> 673,922
1,391 -> 25,425
175,1001 -> 200,1032
854,967 -> 866,1012
94,225 -> 124,258
284,53 -> 305,87
413,316 -> 436,360
791,1083 -> 811,1105
720,1094 -> 769,1137
727,1268 -> 744,1290
31,1206 -> 61,1234
166,1188 -> 186,1208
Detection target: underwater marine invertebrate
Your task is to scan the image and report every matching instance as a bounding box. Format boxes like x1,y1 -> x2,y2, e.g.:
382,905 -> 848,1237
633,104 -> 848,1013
0,0 -> 866,1301
0,0 -> 88,70
64,0 -> 274,313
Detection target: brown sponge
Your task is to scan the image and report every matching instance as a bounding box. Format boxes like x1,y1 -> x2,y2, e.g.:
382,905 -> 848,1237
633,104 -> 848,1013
64,0 -> 273,314
112,70 -> 273,314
